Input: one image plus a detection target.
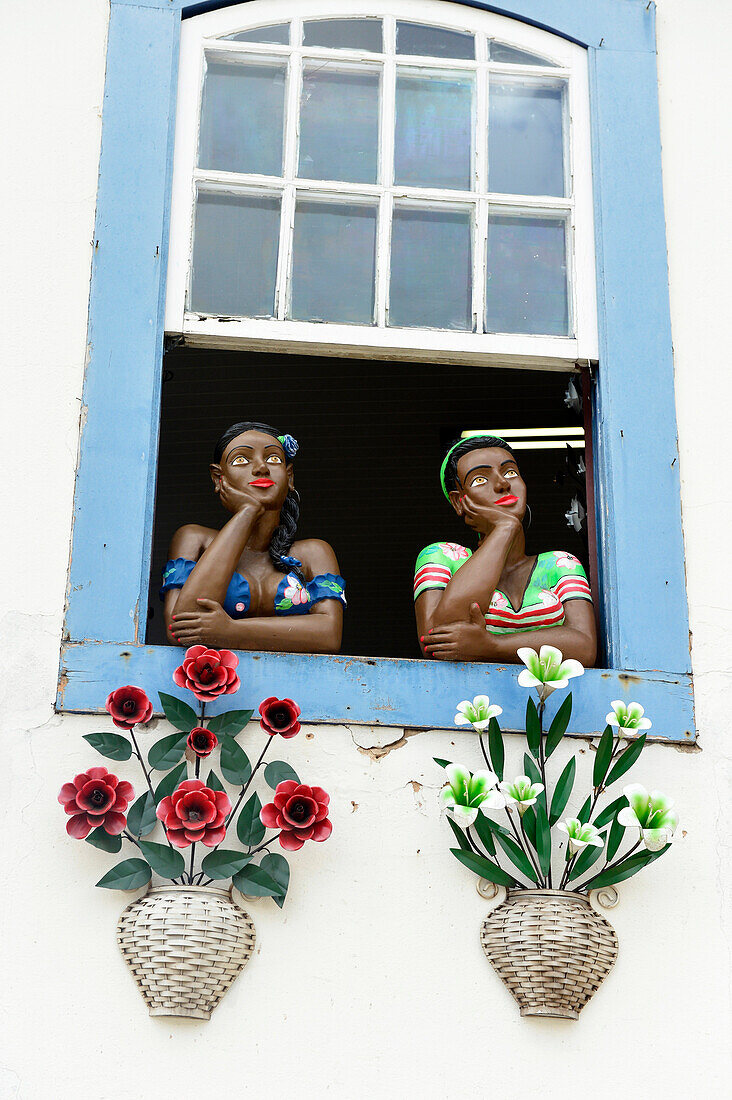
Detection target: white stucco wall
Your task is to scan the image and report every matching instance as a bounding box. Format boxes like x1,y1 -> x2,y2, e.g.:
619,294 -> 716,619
2,2 -> 730,1097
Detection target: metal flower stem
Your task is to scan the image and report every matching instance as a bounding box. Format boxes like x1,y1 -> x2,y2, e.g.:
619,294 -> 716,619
537,699 -> 552,888
517,812 -> 545,886
480,727 -> 542,885
198,832 -> 281,886
574,839 -> 642,893
558,736 -> 629,890
129,726 -> 177,855
188,842 -> 196,884
224,737 -> 272,830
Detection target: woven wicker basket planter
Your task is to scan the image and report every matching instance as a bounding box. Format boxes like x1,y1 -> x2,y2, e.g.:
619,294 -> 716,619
480,889 -> 618,1019
117,885 -> 256,1019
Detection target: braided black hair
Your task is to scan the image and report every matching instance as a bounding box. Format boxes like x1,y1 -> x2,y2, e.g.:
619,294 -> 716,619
213,421 -> 305,581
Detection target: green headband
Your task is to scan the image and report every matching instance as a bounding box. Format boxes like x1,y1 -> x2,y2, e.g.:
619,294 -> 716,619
439,432 -> 512,501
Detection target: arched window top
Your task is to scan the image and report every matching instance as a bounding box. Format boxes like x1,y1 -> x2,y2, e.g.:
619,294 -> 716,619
166,0 -> 597,368
221,16 -> 557,66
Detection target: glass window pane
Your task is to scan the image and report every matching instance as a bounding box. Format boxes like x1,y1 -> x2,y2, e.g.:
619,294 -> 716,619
299,67 -> 379,184
486,215 -> 569,336
396,21 -> 474,60
303,18 -> 382,52
395,73 -> 473,190
189,192 -> 280,317
389,207 -> 472,330
199,60 -> 286,176
489,41 -> 553,66
224,23 -> 290,45
290,201 -> 377,324
489,80 -> 565,196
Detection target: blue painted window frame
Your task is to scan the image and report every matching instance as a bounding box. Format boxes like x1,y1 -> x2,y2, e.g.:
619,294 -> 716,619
58,0 -> 695,742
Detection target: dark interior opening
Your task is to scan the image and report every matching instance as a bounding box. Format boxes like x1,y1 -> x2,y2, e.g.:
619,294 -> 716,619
147,348 -> 592,658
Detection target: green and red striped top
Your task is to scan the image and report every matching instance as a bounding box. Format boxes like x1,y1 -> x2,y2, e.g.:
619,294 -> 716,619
413,543 -> 592,635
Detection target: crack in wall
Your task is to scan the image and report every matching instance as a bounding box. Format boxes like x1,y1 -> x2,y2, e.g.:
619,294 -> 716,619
348,725 -> 420,761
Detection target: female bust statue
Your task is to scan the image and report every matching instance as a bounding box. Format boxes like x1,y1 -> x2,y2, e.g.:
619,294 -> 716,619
163,421 -> 345,653
414,433 -> 596,664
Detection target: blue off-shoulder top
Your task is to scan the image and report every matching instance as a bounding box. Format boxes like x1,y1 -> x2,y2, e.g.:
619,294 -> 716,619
160,558 -> 346,618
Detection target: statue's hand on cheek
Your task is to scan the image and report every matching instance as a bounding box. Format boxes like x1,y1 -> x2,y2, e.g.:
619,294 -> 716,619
219,476 -> 266,517
461,492 -> 522,537
169,598 -> 234,648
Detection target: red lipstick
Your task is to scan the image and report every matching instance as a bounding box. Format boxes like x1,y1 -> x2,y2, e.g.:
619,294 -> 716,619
494,494 -> 518,506
250,477 -> 275,488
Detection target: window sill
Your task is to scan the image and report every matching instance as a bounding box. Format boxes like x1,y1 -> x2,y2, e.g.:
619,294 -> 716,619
58,642 -> 695,743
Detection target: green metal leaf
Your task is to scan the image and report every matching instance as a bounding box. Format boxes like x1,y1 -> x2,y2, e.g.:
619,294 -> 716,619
606,815 -> 625,861
492,830 -> 539,884
138,840 -> 185,879
201,849 -> 252,880
549,756 -> 576,825
433,757 -> 452,769
154,760 -> 188,803
158,692 -> 199,732
605,734 -> 647,787
237,792 -> 266,847
205,769 -> 226,792
471,813 -> 496,857
96,858 -> 151,891
220,734 -> 252,785
85,827 -> 122,853
126,791 -> 157,837
260,852 -> 290,908
522,806 -> 537,851
593,795 -> 628,830
82,732 -> 132,761
449,848 -> 517,887
446,815 -> 472,853
148,731 -> 188,771
582,846 -> 670,891
264,760 -> 299,788
207,709 -> 254,737
233,862 -> 284,898
487,718 -> 504,780
535,800 -> 552,879
577,795 -> 592,823
545,694 -> 572,757
526,697 -> 541,759
568,837 -> 606,880
593,726 -> 614,788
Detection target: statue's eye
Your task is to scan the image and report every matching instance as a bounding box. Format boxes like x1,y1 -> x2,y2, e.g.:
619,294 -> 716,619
230,455 -> 249,465
267,455 -> 283,464
471,475 -> 487,487
505,468 -> 519,478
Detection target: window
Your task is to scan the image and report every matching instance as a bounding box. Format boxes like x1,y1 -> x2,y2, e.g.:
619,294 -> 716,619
166,0 -> 597,369
60,0 -> 694,742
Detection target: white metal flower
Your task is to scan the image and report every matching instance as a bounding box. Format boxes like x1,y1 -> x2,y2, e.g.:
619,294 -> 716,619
606,700 -> 652,734
617,784 -> 679,851
557,817 -> 605,855
454,695 -> 503,732
440,763 -> 506,828
517,645 -> 584,702
499,775 -> 545,816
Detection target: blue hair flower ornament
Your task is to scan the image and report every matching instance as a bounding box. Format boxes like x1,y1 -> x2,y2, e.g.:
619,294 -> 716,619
278,434 -> 299,460
280,556 -> 303,571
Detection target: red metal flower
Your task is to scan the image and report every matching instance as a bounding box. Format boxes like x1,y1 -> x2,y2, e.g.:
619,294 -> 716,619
156,779 -> 232,848
187,727 -> 218,758
104,685 -> 153,730
173,646 -> 240,702
58,766 -> 134,839
259,697 -> 301,739
260,781 -> 332,851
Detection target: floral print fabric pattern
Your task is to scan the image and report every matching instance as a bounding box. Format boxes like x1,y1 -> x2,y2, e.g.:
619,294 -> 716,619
413,543 -> 592,635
